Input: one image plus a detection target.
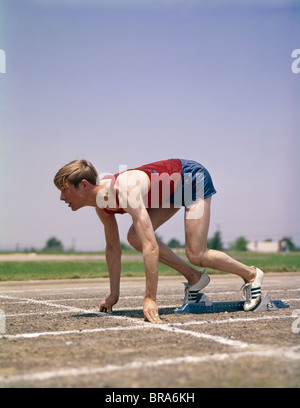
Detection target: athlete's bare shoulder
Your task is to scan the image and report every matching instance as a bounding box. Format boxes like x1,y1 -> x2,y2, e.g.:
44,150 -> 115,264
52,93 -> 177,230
116,170 -> 150,195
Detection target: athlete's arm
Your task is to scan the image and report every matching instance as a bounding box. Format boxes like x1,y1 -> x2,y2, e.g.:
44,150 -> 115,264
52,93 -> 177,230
129,207 -> 161,324
96,208 -> 122,313
116,171 -> 162,324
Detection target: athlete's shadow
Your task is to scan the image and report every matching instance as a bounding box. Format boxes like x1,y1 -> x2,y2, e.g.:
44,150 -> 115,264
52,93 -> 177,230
73,307 -> 177,319
113,307 -> 177,319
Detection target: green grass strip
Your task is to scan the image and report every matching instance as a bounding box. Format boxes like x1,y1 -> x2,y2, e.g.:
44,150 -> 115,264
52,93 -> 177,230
0,252 -> 299,281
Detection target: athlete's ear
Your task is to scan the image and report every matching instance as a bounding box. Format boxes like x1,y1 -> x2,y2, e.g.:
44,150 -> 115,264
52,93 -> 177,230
80,179 -> 90,190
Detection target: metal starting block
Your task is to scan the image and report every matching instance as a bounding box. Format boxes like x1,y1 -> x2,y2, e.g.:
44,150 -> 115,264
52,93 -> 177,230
176,292 -> 290,315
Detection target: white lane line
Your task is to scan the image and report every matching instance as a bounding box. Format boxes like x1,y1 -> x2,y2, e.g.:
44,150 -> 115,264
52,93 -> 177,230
0,294 -> 297,354
0,324 -> 253,350
0,295 -> 134,324
0,295 -> 98,314
158,325 -> 250,349
1,292 -> 300,386
0,295 -> 253,349
0,313 -> 261,352
0,314 -> 295,339
0,325 -> 147,339
1,348 -> 300,385
1,321 -> 252,349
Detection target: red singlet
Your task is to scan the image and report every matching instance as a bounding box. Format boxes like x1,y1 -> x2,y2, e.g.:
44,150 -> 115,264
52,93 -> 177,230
102,159 -> 183,215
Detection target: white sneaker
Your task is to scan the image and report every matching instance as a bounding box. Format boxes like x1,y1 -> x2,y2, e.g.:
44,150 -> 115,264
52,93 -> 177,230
242,267 -> 264,311
183,270 -> 210,303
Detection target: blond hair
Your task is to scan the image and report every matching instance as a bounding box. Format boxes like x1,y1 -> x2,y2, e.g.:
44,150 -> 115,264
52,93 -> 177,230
54,160 -> 98,189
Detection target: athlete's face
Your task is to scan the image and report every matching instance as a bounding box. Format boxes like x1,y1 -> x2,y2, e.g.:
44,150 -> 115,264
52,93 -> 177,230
59,181 -> 87,211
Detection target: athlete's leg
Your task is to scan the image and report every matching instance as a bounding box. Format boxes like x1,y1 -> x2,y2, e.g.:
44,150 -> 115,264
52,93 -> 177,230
127,206 -> 203,285
185,197 -> 256,284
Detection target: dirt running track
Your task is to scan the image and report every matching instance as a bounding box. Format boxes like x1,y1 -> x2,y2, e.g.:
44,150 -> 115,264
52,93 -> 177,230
0,273 -> 300,388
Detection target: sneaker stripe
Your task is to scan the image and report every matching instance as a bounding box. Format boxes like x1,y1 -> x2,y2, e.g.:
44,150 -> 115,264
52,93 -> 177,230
183,271 -> 210,304
251,287 -> 261,300
187,290 -> 200,301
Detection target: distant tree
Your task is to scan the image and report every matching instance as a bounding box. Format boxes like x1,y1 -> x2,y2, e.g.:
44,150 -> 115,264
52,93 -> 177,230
167,238 -> 183,248
207,230 -> 223,250
230,236 -> 248,251
281,237 -> 296,252
44,237 -> 64,252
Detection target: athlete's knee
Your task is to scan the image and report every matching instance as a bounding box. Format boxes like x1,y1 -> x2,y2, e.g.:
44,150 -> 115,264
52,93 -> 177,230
186,249 -> 208,267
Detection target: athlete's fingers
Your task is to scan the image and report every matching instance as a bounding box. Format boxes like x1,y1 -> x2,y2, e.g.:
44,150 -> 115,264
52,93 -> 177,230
144,311 -> 162,324
99,300 -> 114,314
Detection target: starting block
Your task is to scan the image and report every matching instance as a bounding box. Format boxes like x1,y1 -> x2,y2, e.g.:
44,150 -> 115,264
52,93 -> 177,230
176,292 -> 290,315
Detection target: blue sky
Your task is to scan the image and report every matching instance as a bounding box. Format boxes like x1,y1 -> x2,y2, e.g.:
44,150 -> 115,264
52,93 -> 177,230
0,0 -> 299,251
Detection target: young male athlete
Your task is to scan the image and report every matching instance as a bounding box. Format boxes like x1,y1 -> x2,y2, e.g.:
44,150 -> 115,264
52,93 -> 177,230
54,158 -> 264,324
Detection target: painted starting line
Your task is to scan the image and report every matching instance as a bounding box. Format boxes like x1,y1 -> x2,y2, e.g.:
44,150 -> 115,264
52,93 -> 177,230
1,314 -> 296,341
0,294 -> 297,349
1,293 -> 300,386
1,289 -> 299,317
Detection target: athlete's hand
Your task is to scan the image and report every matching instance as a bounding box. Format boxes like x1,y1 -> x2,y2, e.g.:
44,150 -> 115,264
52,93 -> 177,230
99,295 -> 118,314
143,297 -> 162,324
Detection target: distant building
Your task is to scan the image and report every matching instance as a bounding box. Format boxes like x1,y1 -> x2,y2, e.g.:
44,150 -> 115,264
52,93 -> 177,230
247,241 -> 285,253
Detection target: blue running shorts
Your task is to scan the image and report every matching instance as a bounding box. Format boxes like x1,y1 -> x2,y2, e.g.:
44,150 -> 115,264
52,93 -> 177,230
170,159 -> 217,208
